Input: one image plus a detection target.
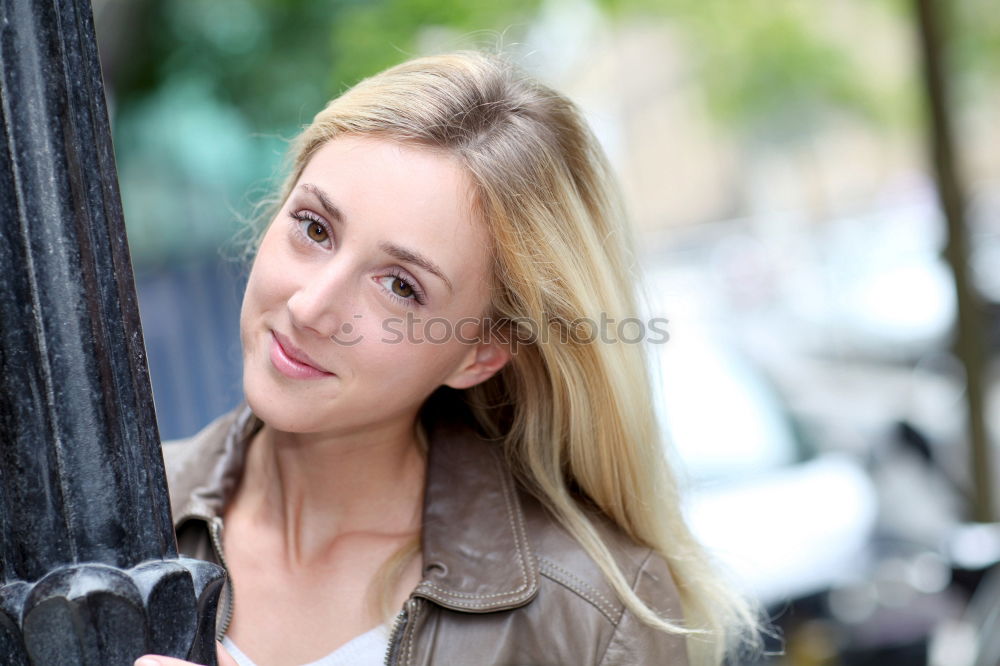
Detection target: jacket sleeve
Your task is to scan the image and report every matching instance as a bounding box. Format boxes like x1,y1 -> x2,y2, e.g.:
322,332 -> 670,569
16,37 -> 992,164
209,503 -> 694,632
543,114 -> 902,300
597,550 -> 691,665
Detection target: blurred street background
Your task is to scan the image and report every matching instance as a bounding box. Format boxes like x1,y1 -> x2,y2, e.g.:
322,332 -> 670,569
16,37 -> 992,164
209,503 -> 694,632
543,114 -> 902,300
93,1 -> 1000,663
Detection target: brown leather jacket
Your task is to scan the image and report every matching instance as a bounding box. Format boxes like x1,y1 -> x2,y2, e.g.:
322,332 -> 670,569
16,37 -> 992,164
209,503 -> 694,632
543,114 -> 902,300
162,404 -> 690,665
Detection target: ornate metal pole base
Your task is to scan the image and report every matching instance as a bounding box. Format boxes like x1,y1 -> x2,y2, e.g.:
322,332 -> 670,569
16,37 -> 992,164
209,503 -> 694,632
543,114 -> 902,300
1,559 -> 222,665
0,0 -> 225,663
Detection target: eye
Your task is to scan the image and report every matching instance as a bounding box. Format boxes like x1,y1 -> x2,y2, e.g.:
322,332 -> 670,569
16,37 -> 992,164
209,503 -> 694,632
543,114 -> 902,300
388,276 -> 413,298
290,210 -> 330,245
305,220 -> 328,243
376,271 -> 426,306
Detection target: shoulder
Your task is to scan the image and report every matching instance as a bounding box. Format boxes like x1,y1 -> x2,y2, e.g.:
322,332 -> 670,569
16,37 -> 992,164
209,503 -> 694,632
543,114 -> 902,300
519,491 -> 690,664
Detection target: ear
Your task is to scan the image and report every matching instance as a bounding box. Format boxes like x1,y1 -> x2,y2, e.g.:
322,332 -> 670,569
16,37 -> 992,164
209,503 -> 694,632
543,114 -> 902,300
442,338 -> 512,390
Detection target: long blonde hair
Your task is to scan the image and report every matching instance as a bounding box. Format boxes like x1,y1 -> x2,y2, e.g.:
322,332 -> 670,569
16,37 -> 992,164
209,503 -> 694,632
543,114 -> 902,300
266,51 -> 761,664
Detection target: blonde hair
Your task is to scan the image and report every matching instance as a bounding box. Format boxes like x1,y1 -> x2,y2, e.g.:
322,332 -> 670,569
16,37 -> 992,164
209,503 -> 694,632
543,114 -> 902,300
265,51 -> 761,664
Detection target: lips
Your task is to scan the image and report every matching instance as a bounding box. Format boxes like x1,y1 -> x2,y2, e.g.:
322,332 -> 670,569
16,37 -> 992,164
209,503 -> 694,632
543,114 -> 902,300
269,330 -> 334,379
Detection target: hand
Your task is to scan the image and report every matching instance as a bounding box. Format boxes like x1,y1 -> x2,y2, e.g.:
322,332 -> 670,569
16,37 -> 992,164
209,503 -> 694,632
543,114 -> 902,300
134,641 -> 238,666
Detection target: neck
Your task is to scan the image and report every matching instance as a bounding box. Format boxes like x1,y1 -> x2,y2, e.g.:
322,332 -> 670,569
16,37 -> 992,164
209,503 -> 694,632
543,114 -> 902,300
231,413 -> 427,566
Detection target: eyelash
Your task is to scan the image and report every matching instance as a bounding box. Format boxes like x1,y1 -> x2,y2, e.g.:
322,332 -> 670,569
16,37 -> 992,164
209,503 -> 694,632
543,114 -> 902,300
380,268 -> 427,307
288,209 -> 427,308
290,209 -> 329,243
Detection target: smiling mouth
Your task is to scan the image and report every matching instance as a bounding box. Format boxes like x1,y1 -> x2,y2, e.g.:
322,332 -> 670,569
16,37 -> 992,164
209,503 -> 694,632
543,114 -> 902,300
269,331 -> 334,379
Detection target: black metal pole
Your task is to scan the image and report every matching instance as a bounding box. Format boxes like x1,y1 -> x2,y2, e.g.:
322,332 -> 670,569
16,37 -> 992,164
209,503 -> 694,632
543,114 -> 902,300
0,0 -> 224,663
914,0 -> 994,522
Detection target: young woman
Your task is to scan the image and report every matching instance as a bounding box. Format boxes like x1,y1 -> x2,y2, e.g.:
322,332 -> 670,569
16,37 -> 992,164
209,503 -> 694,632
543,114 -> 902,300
135,51 -> 760,666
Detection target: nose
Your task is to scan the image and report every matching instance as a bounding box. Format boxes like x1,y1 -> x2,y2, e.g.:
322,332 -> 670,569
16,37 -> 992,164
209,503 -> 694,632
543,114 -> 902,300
286,261 -> 358,340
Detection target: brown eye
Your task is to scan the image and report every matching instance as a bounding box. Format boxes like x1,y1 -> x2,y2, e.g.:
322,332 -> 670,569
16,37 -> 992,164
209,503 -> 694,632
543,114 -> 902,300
306,221 -> 328,243
392,277 -> 413,298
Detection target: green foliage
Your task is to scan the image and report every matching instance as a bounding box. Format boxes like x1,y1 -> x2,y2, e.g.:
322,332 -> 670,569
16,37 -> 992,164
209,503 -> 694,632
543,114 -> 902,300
328,0 -> 539,91
595,0 -> 916,143
110,0 -> 351,128
109,0 -> 539,130
597,0 -> 998,144
691,6 -> 885,141
952,0 -> 1000,87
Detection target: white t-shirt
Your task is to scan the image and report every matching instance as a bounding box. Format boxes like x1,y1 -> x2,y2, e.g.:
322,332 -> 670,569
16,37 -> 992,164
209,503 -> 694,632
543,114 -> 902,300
221,625 -> 390,666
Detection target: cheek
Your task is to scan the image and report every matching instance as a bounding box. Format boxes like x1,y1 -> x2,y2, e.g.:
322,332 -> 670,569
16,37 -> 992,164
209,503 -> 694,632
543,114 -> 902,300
239,273 -> 267,348
355,322 -> 472,388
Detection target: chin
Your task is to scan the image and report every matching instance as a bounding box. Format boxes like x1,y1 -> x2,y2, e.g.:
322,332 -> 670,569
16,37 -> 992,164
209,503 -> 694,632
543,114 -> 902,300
245,390 -> 321,434
243,369 -> 293,430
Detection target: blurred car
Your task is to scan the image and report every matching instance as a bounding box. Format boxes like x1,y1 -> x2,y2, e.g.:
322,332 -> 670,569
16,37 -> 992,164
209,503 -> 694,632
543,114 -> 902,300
650,315 -> 879,609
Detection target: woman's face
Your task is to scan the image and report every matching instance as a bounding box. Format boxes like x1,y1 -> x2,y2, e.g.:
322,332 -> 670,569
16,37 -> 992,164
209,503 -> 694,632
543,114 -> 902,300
240,135 -> 509,436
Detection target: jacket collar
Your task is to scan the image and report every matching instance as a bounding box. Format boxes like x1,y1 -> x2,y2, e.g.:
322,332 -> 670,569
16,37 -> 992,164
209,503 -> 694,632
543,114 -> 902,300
171,403 -> 539,613
414,413 -> 539,611
172,404 -> 262,526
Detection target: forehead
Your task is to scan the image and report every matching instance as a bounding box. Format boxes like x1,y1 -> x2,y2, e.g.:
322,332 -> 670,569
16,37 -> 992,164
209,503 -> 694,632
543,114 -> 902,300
297,136 -> 491,289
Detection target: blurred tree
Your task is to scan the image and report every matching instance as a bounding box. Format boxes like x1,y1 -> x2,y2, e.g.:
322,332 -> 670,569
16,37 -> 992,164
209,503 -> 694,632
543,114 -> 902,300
914,0 -> 993,521
886,0 -> 1000,90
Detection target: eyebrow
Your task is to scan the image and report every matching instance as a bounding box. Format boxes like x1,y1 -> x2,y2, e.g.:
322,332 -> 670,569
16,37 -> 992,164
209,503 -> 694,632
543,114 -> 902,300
301,183 -> 343,223
299,183 -> 454,294
378,241 -> 454,294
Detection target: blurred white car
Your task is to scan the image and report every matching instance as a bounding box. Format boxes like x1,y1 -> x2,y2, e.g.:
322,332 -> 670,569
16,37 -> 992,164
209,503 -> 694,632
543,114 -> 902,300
652,326 -> 878,607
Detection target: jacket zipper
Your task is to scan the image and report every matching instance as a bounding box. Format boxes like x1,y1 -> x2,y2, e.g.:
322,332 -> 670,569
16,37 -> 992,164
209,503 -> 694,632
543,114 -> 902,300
383,599 -> 413,666
208,516 -> 235,640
